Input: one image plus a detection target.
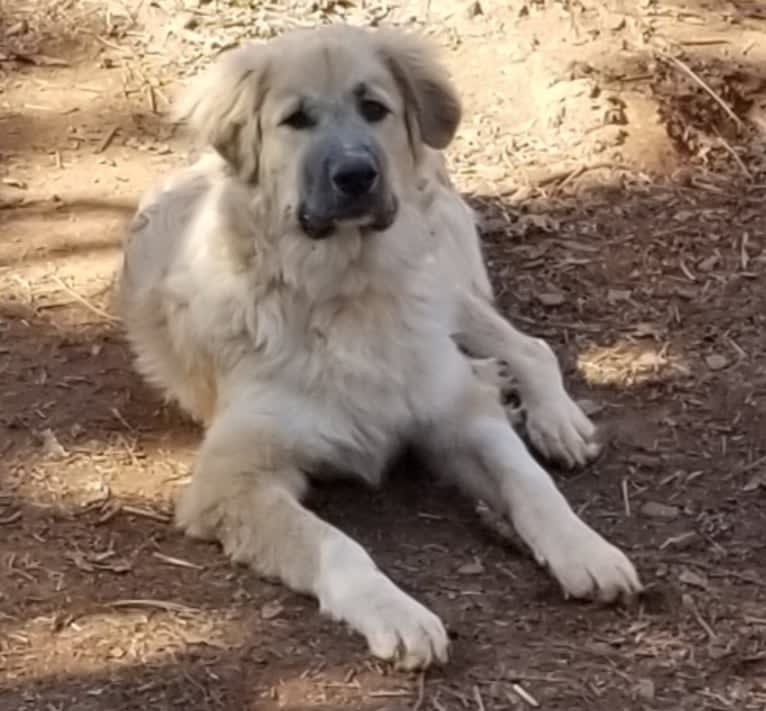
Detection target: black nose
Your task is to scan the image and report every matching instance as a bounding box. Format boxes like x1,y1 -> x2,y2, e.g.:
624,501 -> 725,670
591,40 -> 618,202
330,154 -> 379,198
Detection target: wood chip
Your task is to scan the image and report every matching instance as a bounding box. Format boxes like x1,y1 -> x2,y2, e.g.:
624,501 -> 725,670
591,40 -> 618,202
0,510 -> 22,525
510,683 -> 540,707
679,569 -> 710,590
95,126 -> 119,154
121,505 -> 171,523
659,531 -> 699,550
2,178 -> 27,189
261,600 -> 285,620
151,552 -> 205,570
457,560 -> 485,575
640,501 -> 680,519
536,292 -> 566,307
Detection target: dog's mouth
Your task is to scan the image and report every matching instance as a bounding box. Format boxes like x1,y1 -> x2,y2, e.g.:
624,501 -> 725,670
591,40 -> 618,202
298,195 -> 399,240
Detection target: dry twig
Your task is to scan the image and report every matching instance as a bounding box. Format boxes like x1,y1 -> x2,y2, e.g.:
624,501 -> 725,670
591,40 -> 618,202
51,276 -> 119,323
660,53 -> 744,130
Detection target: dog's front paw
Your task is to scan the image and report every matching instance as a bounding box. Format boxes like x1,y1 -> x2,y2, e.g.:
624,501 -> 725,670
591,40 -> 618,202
531,519 -> 642,603
320,571 -> 449,670
524,393 -> 601,468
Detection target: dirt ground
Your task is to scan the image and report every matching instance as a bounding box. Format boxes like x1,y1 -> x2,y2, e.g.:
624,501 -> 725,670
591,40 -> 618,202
2,1 -> 766,709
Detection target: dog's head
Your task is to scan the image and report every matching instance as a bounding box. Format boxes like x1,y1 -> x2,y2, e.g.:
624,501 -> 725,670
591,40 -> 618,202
176,25 -> 461,240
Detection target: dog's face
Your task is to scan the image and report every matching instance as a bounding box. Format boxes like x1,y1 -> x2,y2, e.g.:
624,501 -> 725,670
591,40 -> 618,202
176,26 -> 461,241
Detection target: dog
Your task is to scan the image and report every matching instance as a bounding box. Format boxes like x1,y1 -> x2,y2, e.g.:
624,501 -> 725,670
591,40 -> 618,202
117,24 -> 641,670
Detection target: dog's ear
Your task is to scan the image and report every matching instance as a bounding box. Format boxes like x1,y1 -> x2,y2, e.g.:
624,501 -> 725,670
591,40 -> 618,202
375,30 -> 461,150
175,44 -> 270,182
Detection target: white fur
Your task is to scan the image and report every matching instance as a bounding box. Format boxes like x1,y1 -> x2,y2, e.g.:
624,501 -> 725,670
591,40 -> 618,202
117,26 -> 641,670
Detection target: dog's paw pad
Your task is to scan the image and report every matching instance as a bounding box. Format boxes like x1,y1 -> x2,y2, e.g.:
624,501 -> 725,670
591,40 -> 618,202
471,357 -> 518,391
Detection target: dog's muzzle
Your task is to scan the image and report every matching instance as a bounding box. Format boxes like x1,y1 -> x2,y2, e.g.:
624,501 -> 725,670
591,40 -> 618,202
330,150 -> 380,199
299,139 -> 398,240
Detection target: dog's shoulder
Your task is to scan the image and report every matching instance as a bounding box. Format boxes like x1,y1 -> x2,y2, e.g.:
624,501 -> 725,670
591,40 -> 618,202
413,148 -> 493,302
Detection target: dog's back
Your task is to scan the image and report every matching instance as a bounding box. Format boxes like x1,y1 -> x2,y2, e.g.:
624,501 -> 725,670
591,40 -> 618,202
118,157 -> 226,423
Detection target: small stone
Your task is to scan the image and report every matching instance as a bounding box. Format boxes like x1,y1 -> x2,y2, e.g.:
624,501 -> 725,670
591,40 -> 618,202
464,0 -> 483,18
744,472 -> 766,492
640,501 -> 679,519
607,288 -> 632,304
40,428 -> 67,459
635,678 -> 655,701
481,165 -> 507,181
705,354 -> 729,371
458,560 -> 485,575
576,399 -> 604,417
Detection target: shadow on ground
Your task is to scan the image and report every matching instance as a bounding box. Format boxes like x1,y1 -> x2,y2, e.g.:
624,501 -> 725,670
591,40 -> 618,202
2,166 -> 766,706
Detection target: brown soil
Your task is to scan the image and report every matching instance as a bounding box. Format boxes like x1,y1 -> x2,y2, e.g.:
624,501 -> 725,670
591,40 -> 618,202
2,1 -> 766,709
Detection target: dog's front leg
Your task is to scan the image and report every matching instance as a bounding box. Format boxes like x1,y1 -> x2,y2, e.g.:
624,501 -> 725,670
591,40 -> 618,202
175,407 -> 448,669
425,378 -> 642,602
453,289 -> 600,468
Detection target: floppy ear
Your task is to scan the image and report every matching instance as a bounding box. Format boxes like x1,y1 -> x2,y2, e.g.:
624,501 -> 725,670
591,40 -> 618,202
375,29 -> 462,151
174,44 -> 270,182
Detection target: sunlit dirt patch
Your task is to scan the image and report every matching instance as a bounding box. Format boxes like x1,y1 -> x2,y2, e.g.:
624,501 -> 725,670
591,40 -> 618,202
577,340 -> 690,387
1,605 -> 243,683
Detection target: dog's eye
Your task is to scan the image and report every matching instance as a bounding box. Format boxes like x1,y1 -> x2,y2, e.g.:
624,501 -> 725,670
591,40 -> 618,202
281,108 -> 316,130
359,99 -> 389,124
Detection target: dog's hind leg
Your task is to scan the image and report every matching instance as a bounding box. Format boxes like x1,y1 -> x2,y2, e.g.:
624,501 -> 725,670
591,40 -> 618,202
453,289 -> 600,468
175,405 -> 448,670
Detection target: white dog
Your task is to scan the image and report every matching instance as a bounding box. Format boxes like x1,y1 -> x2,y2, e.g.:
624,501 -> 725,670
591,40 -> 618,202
117,24 -> 641,670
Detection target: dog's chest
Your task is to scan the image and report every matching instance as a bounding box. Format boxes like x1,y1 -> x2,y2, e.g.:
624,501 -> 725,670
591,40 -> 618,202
312,299 -> 433,387
246,288 -> 465,484
299,289 -> 456,415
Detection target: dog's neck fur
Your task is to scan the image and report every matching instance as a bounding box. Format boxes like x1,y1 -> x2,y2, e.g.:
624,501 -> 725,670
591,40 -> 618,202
212,164 -> 436,309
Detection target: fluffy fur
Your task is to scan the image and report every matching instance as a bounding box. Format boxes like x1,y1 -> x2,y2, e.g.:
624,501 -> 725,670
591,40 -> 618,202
117,24 -> 641,670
